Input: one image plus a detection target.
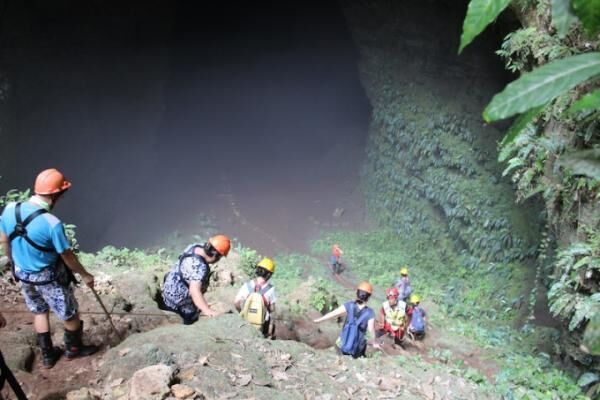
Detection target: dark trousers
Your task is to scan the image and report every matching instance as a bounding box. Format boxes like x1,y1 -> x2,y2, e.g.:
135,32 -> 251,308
0,350 -> 28,400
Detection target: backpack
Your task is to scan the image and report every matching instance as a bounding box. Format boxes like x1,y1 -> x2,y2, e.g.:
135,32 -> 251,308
240,281 -> 272,328
339,302 -> 372,358
410,307 -> 425,333
163,243 -> 211,293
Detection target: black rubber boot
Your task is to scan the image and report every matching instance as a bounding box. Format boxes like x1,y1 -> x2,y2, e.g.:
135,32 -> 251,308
37,332 -> 62,369
64,321 -> 99,360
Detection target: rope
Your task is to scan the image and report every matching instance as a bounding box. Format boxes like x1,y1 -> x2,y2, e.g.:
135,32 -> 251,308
0,308 -> 179,319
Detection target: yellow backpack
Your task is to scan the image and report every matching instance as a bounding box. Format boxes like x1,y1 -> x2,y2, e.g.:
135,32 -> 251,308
240,281 -> 272,328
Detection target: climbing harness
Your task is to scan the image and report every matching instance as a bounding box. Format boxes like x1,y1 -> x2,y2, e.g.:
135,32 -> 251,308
8,203 -> 53,253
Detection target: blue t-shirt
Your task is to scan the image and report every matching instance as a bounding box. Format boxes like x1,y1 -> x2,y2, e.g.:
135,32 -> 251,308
0,201 -> 71,273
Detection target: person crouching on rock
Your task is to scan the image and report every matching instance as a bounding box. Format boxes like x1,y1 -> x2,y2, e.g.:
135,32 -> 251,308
313,281 -> 381,358
0,169 -> 99,370
377,287 -> 407,345
407,294 -> 427,340
234,257 -> 277,338
162,235 -> 230,324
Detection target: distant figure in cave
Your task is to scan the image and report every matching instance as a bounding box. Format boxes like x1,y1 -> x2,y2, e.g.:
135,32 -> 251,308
330,244 -> 343,274
394,266 -> 413,302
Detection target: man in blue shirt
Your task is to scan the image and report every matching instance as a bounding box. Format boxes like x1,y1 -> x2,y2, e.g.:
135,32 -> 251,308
0,168 -> 98,368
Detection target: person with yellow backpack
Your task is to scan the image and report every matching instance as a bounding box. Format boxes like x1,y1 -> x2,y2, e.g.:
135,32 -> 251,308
235,258 -> 277,338
377,287 -> 407,344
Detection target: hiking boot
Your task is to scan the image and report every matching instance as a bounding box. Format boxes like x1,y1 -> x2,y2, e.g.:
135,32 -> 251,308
64,321 -> 99,360
37,332 -> 62,369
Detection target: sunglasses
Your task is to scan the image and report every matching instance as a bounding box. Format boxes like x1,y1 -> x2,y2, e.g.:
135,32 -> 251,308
387,295 -> 398,299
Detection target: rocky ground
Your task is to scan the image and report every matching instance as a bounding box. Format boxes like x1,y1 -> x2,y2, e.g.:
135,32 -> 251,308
0,250 -> 504,400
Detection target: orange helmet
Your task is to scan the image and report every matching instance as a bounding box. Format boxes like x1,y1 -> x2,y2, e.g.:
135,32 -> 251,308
34,168 -> 72,195
208,234 -> 231,256
386,287 -> 399,298
357,281 -> 373,294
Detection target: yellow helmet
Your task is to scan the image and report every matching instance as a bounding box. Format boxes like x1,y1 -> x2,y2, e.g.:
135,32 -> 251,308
410,294 -> 420,304
257,258 -> 275,273
400,267 -> 409,276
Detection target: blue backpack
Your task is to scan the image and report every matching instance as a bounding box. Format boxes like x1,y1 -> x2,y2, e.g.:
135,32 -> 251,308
339,302 -> 372,358
410,307 -> 425,333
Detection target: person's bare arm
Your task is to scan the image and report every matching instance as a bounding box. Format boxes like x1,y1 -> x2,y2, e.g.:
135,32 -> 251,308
368,318 -> 381,348
189,282 -> 217,317
378,309 -> 386,328
0,233 -> 12,262
60,249 -> 94,288
234,299 -> 243,312
233,287 -> 247,312
314,304 -> 346,323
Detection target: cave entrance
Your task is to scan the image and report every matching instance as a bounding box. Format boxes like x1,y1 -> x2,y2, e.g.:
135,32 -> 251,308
0,0 -> 514,254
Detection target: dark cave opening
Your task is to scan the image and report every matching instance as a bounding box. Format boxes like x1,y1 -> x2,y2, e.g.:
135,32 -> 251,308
0,0 -> 513,253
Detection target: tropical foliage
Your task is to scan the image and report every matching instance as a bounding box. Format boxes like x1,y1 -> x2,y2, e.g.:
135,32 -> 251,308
460,0 -> 600,374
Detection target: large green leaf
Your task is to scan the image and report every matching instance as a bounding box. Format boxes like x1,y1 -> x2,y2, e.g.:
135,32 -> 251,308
498,105 -> 545,154
558,149 -> 600,180
484,52 -> 600,122
572,0 -> 600,37
568,89 -> 600,114
459,0 -> 511,54
552,0 -> 579,37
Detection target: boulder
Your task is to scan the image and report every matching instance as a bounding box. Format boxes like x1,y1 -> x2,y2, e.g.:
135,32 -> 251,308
170,383 -> 197,399
1,344 -> 34,372
66,387 -> 100,400
129,364 -> 174,400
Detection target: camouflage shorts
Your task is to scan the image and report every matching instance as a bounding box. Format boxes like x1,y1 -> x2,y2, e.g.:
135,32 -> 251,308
16,266 -> 78,321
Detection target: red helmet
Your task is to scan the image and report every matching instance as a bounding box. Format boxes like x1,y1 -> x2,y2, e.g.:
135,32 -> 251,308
386,287 -> 399,298
208,234 -> 231,256
34,168 -> 72,195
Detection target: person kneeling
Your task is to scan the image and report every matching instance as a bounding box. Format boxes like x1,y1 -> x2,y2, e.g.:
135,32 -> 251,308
407,294 -> 427,340
377,287 -> 407,345
235,258 -> 277,338
162,235 -> 230,324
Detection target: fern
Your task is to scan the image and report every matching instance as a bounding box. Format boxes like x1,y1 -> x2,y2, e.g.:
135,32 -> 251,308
570,294 -> 600,331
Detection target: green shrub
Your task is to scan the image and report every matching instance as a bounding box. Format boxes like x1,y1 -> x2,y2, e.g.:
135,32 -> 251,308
309,278 -> 339,313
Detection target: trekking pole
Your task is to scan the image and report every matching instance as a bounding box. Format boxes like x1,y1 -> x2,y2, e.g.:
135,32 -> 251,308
90,287 -> 123,341
0,350 -> 28,400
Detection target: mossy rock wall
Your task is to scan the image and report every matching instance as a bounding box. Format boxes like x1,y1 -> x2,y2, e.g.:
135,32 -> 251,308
342,0 -> 541,269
